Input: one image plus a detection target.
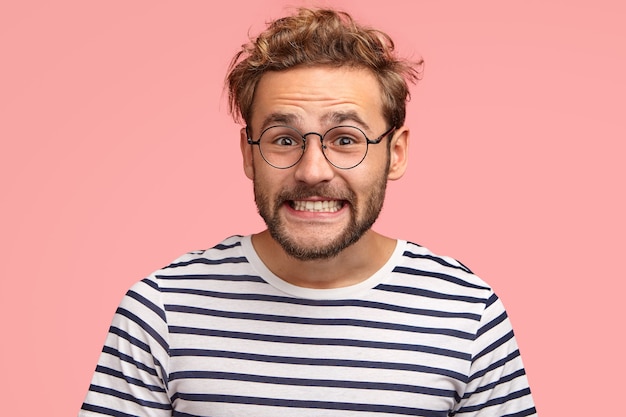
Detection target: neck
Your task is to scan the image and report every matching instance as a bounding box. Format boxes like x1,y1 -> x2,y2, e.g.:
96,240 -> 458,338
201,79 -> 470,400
251,229 -> 397,289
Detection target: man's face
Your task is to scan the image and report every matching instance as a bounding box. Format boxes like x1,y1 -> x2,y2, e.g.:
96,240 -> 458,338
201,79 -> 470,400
241,66 -> 405,260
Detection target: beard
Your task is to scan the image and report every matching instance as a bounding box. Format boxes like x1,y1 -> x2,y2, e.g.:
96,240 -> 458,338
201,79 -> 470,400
253,172 -> 388,261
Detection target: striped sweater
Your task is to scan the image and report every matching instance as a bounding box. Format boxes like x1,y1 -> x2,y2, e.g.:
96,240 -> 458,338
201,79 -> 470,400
80,235 -> 536,417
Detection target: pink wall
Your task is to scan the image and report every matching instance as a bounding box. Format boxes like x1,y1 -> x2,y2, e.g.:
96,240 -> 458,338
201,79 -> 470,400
1,1 -> 624,415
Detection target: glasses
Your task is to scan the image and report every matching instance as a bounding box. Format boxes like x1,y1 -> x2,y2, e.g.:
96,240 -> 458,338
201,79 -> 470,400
247,125 -> 395,169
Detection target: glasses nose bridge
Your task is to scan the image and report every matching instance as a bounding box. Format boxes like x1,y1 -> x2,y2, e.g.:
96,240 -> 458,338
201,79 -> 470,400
301,130 -> 327,152
297,130 -> 332,167
302,131 -> 325,145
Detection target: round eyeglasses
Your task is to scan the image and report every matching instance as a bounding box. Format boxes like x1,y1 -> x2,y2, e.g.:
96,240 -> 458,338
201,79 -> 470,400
247,125 -> 396,169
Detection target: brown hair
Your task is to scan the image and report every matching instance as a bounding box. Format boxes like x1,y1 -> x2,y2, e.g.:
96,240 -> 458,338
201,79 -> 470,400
226,8 -> 423,128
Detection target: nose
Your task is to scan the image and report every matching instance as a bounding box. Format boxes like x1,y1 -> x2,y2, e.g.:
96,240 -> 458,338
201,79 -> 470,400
293,134 -> 335,185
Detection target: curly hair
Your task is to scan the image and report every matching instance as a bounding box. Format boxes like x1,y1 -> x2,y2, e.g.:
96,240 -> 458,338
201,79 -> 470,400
226,8 -> 423,128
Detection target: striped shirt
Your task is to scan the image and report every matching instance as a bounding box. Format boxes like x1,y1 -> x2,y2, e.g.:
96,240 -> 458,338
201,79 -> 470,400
79,235 -> 537,417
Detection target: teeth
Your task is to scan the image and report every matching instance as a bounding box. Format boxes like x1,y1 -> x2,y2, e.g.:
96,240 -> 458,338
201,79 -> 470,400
292,200 -> 343,212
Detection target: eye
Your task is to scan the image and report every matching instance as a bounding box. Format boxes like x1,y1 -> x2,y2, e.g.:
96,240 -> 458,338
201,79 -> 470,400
334,135 -> 357,146
327,132 -> 364,148
324,127 -> 367,149
274,135 -> 297,146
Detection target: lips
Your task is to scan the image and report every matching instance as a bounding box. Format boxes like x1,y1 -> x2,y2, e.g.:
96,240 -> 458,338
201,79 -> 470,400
290,200 -> 344,213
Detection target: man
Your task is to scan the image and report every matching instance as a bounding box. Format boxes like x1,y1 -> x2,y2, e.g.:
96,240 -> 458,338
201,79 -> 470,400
80,8 -> 536,417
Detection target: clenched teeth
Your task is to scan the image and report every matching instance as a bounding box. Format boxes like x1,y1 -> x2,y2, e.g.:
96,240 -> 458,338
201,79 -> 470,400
291,200 -> 343,213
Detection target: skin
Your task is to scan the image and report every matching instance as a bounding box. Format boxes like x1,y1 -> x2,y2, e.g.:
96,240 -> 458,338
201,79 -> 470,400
240,66 -> 409,289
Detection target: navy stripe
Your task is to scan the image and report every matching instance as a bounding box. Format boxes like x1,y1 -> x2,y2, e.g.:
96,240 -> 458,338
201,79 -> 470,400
473,330 -> 515,362
106,324 -> 169,386
141,277 -> 160,291
469,350 -> 521,383
485,292 -> 499,308
176,393 -> 448,417
171,348 -> 469,382
155,273 -> 265,283
81,403 -> 140,417
108,327 -> 151,353
476,311 -> 508,338
169,370 -> 459,399
172,411 -> 201,417
456,388 -> 532,414
401,251 -> 472,273
94,365 -> 166,392
115,307 -> 169,352
165,256 -> 248,268
391,266 -> 489,291
126,289 -> 166,322
377,283 -> 486,304
465,368 -> 527,397
102,346 -> 160,377
212,238 -> 243,250
168,326 -> 470,360
166,304 -> 475,340
160,287 -> 481,321
502,406 -> 538,417
88,384 -> 171,410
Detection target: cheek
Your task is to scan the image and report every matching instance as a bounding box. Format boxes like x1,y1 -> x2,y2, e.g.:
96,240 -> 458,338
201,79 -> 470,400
253,168 -> 286,197
353,154 -> 390,187
350,165 -> 389,203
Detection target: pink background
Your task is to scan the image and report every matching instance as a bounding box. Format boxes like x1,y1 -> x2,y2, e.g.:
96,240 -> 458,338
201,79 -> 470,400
1,1 -> 624,416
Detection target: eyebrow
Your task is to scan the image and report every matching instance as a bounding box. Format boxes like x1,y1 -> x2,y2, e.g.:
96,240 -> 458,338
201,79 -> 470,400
259,113 -> 302,131
259,110 -> 372,133
321,110 -> 371,132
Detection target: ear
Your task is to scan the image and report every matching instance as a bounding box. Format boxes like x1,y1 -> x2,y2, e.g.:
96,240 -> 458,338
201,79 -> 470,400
240,127 -> 255,180
387,126 -> 409,181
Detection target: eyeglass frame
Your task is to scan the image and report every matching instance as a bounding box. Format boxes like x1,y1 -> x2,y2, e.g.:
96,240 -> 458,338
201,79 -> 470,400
246,124 -> 396,170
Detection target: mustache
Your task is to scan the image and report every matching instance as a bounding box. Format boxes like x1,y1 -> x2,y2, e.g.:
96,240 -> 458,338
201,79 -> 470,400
275,184 -> 356,203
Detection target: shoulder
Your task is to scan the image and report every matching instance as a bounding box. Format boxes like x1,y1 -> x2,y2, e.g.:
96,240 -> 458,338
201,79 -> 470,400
151,235 -> 248,274
388,241 -> 494,303
127,235 -> 250,294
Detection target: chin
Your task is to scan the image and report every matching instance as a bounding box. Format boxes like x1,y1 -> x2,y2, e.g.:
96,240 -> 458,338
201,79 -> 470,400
270,227 -> 367,261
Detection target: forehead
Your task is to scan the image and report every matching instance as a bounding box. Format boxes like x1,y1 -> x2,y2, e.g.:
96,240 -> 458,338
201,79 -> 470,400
250,66 -> 385,133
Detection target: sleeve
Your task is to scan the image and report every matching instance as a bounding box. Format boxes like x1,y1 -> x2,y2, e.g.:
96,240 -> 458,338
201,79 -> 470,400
453,293 -> 537,417
79,277 -> 172,417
